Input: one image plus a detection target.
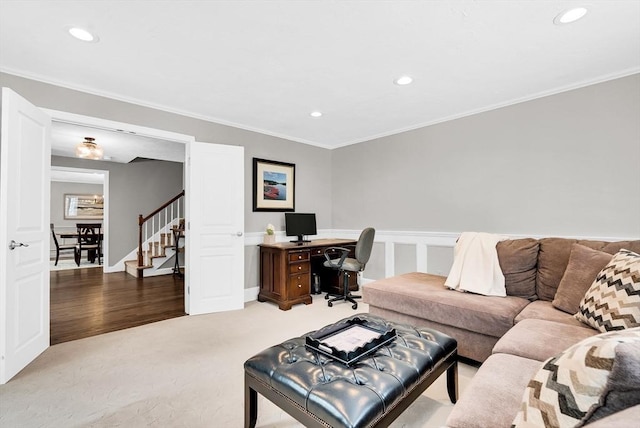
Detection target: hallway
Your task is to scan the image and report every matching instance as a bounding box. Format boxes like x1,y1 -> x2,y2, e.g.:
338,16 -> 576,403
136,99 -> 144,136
50,268 -> 185,345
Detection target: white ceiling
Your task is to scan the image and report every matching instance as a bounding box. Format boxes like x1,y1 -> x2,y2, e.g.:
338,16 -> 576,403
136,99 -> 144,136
1,1 -> 639,150
51,122 -> 185,164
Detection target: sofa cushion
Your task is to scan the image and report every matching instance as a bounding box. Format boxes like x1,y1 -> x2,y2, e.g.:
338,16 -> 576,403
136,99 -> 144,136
515,300 -> 590,328
496,238 -> 539,300
583,405 -> 640,428
536,238 -> 640,302
511,328 -> 640,428
361,272 -> 530,338
445,353 -> 541,428
575,249 -> 640,332
552,244 -> 612,315
492,319 -> 597,362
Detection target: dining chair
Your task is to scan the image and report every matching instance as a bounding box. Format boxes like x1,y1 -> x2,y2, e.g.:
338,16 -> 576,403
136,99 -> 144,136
75,223 -> 102,266
50,223 -> 76,266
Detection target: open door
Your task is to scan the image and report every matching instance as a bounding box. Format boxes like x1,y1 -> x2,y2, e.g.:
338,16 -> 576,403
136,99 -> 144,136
185,141 -> 244,315
0,88 -> 51,384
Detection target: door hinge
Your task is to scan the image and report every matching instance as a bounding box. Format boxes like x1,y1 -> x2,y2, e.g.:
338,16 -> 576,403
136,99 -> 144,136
187,286 -> 190,294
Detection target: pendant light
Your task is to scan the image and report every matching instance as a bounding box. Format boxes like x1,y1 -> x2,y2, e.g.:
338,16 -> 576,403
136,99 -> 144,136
75,137 -> 104,160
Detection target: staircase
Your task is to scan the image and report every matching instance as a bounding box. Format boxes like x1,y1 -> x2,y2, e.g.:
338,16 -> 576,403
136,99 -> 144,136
125,191 -> 185,278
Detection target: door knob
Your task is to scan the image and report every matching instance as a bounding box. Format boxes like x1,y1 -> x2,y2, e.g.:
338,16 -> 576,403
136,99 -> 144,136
8,240 -> 29,250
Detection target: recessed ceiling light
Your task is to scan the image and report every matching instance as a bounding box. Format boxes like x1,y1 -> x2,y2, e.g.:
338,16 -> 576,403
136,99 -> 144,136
68,27 -> 99,42
394,75 -> 413,86
310,111 -> 322,118
554,7 -> 588,25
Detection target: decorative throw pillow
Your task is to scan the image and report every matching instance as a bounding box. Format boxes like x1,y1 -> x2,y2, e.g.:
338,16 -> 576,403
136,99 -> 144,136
552,244 -> 612,315
511,328 -> 640,428
574,249 -> 640,332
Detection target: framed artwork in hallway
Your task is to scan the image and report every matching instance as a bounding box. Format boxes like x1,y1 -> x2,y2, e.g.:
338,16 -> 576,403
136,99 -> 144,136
64,194 -> 104,220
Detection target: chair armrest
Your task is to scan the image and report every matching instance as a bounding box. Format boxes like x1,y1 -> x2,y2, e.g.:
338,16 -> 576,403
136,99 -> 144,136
324,246 -> 351,268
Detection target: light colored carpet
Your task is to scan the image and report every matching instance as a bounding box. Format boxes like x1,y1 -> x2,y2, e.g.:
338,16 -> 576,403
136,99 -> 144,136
0,294 -> 477,427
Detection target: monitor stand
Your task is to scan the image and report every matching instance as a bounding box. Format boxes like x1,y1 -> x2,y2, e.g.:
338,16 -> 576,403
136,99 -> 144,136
290,235 -> 311,244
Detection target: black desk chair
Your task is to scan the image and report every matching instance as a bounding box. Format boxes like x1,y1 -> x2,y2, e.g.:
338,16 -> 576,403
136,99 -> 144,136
323,227 -> 375,310
50,223 -> 76,266
75,223 -> 102,266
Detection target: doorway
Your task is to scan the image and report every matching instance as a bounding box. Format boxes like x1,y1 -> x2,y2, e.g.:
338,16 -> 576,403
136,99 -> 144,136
2,89 -> 246,383
50,166 -> 108,271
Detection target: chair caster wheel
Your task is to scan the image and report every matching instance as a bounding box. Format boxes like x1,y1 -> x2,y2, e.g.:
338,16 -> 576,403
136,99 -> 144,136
328,302 -> 333,307
352,304 -> 358,310
324,294 -> 330,300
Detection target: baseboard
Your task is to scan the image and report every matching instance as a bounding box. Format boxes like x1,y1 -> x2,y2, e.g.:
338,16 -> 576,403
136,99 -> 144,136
245,286 -> 259,302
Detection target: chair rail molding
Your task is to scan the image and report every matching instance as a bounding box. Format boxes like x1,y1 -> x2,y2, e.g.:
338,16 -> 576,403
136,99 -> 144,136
243,229 -> 639,302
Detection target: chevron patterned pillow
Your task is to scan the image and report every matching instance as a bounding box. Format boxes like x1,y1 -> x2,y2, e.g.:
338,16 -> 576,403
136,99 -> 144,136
574,249 -> 640,332
511,329 -> 640,428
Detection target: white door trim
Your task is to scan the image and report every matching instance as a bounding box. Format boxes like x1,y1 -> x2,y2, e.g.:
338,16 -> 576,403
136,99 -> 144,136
42,109 -> 195,144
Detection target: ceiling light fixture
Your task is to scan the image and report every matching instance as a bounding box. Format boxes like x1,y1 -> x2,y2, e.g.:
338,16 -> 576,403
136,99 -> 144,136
75,137 -> 104,160
68,27 -> 99,42
554,7 -> 588,25
310,111 -> 323,118
394,75 -> 413,86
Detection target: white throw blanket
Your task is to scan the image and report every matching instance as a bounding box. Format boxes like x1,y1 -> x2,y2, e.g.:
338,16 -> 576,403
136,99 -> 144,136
445,232 -> 509,297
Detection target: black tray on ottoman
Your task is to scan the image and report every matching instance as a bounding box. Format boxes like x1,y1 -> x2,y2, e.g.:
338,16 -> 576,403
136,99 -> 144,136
244,314 -> 458,428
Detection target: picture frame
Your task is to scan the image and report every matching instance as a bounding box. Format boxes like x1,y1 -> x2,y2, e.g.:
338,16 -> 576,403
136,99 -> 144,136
253,158 -> 295,212
64,194 -> 104,220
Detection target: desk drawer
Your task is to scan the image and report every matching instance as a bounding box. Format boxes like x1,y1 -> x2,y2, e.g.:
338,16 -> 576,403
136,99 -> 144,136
289,251 -> 310,262
288,273 -> 310,298
289,262 -> 310,274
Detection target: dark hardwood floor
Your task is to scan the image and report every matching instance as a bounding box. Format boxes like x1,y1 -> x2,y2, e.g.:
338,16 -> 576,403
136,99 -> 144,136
50,267 -> 185,345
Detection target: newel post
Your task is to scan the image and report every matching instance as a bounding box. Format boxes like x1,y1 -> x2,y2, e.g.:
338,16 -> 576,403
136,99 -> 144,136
138,214 -> 144,266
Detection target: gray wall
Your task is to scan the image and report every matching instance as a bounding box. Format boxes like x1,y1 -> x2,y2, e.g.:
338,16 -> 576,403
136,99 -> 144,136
331,74 -> 640,239
51,156 -> 184,264
4,72 -> 639,287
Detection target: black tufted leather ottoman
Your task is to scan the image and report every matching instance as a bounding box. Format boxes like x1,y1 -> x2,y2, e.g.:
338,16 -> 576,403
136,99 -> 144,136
244,314 -> 458,428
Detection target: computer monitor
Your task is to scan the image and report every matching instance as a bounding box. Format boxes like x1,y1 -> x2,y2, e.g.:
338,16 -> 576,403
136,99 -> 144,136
285,213 -> 317,243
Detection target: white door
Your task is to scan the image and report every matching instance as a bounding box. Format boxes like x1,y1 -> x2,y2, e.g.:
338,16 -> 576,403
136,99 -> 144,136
185,141 -> 244,315
0,88 -> 51,384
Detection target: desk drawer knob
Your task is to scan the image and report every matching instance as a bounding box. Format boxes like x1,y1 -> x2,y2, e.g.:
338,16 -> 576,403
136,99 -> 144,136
298,266 -> 302,270
298,255 -> 302,259
298,284 -> 301,288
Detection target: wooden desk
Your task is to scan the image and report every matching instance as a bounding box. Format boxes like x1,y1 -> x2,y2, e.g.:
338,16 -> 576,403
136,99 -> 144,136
258,239 -> 357,311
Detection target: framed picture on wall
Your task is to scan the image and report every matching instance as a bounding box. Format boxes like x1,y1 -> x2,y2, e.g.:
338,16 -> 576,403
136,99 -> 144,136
64,194 -> 104,220
252,158 -> 295,212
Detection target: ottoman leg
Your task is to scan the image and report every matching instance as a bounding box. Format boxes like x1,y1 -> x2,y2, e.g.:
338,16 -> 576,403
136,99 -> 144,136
245,379 -> 258,428
447,360 -> 458,404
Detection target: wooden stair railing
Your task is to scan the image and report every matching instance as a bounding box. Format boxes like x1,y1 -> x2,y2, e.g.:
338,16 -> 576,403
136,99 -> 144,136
137,190 -> 185,267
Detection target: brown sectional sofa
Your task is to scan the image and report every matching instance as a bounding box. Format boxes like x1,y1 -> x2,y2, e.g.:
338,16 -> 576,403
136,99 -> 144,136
362,237 -> 640,427
363,237 -> 639,362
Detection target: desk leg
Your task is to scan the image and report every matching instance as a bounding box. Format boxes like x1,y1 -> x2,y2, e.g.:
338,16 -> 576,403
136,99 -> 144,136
245,379 -> 258,428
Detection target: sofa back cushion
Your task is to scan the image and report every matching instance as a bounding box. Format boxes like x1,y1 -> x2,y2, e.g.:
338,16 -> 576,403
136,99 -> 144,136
496,238 -> 539,300
536,238 -> 640,301
552,244 -> 613,314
